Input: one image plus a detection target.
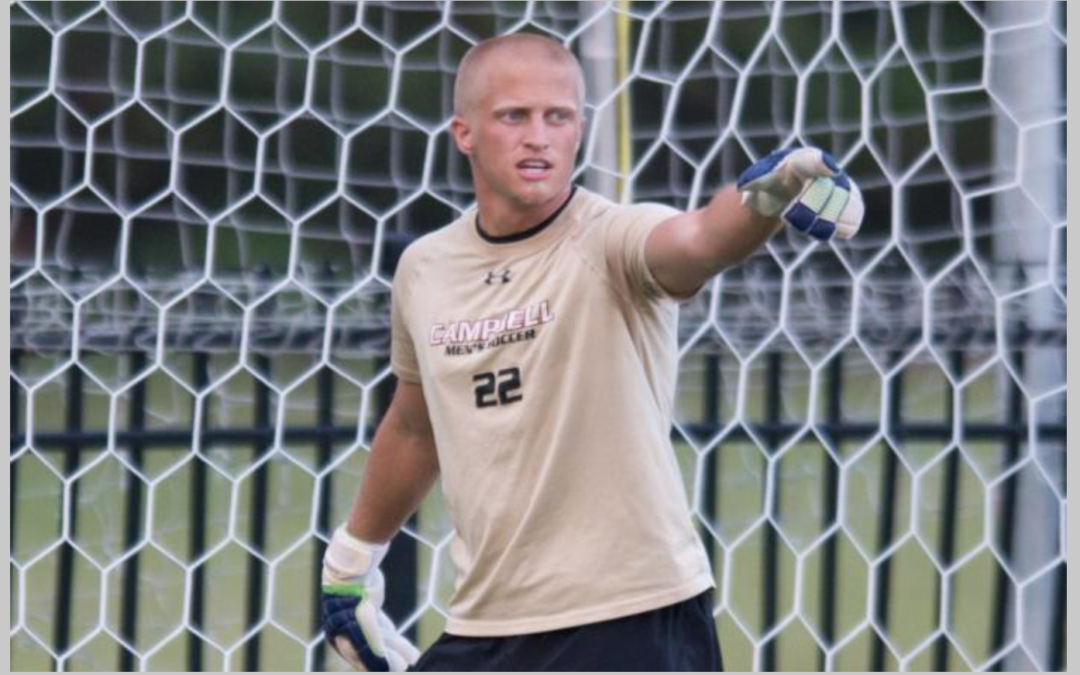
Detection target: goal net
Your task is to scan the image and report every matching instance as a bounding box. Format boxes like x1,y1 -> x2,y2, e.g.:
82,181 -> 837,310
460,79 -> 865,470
10,1 -> 1065,671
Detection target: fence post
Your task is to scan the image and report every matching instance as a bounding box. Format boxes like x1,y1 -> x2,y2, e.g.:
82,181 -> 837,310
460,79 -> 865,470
762,351 -> 782,670
933,349 -> 964,670
312,363 -> 335,671
819,351 -> 843,669
245,352 -> 272,670
701,349 -> 721,570
872,359 -> 903,670
189,351 -> 210,670
119,350 -> 148,670
54,361 -> 84,668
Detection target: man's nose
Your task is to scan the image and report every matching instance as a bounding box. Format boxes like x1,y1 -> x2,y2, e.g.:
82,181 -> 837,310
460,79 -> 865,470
523,114 -> 550,149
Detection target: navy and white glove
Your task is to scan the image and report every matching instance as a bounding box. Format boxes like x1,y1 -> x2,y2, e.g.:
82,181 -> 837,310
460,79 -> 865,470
737,147 -> 864,241
321,527 -> 420,672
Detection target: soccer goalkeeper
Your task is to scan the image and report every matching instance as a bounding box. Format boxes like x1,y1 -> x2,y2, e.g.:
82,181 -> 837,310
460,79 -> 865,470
321,33 -> 863,672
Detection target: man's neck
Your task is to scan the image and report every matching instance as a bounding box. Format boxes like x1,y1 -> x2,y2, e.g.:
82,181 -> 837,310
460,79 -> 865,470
475,185 -> 574,238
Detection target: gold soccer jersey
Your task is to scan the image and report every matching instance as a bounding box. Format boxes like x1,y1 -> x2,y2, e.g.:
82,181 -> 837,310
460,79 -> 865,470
390,187 -> 714,636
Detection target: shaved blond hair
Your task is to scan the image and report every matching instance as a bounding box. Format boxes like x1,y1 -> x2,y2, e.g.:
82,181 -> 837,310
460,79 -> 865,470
453,33 -> 586,116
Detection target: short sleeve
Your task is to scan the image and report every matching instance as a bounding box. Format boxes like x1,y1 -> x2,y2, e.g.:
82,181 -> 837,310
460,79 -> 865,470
390,252 -> 421,384
603,202 -> 686,303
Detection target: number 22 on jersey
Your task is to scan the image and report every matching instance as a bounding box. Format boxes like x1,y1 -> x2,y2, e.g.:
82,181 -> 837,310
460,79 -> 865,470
473,367 -> 523,408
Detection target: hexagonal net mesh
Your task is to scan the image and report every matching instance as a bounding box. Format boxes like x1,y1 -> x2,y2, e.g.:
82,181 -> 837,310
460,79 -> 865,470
9,1 -> 1066,672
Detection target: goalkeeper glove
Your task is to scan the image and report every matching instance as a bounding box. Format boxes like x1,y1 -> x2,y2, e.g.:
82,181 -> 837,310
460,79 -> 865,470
737,147 -> 864,241
321,526 -> 420,672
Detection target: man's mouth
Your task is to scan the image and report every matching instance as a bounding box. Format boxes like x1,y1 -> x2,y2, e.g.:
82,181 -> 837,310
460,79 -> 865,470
516,159 -> 553,181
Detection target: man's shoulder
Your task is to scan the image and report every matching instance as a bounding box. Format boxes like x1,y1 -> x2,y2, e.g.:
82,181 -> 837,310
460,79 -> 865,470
395,207 -> 474,269
608,196 -> 682,223
571,189 -> 682,237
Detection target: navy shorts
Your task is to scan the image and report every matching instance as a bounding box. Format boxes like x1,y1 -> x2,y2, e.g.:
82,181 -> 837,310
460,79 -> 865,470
411,591 -> 723,671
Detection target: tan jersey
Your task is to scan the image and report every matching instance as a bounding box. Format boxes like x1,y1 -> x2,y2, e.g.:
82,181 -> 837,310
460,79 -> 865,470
391,187 -> 714,636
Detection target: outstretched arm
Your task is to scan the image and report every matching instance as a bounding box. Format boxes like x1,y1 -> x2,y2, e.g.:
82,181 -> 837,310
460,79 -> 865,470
645,185 -> 781,298
645,148 -> 864,298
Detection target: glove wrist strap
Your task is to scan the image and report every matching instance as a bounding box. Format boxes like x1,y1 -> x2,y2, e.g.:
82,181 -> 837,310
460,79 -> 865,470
325,525 -> 389,579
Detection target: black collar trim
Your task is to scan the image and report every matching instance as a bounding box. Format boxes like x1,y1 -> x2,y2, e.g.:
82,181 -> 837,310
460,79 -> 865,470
476,187 -> 577,244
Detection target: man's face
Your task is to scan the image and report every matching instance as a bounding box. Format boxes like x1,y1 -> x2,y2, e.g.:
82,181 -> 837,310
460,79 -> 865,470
452,56 -> 585,211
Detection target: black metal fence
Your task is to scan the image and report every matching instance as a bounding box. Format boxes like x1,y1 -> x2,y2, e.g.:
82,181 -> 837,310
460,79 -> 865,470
10,309 -> 1065,671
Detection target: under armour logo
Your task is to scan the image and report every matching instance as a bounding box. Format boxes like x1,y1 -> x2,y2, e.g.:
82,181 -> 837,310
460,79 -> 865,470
485,269 -> 512,285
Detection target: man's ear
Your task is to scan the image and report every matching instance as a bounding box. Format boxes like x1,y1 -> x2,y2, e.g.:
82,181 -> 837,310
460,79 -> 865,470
451,116 -> 473,156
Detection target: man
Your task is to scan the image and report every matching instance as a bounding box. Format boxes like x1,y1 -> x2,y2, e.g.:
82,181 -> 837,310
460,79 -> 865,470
321,33 -> 862,671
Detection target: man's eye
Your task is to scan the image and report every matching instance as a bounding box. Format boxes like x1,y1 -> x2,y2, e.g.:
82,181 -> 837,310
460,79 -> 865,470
502,111 -> 524,121
549,110 -> 570,122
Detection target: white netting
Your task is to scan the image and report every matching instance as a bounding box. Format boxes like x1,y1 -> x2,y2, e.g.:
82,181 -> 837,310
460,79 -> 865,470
10,1 -> 1066,671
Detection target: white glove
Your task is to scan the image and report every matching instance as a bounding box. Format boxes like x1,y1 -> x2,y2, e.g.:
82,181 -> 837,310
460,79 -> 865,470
737,147 -> 864,240
321,527 -> 420,672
